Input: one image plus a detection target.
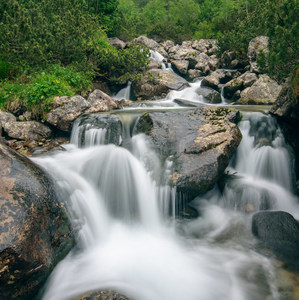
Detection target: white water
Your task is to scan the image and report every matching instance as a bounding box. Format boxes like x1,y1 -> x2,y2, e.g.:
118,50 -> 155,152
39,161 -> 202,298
113,81 -> 132,100
222,113 -> 299,218
33,111 -> 299,300
150,50 -> 173,71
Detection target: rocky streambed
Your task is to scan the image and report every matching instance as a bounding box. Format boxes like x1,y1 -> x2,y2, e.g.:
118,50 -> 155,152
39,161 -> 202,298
0,35 -> 299,299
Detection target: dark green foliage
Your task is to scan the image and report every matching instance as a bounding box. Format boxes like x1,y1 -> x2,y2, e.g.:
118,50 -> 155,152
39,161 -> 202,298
217,0 -> 298,81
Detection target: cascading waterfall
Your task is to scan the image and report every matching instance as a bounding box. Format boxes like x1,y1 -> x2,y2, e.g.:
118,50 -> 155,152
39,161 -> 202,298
150,50 -> 173,71
221,112 -> 299,218
31,109 -> 299,300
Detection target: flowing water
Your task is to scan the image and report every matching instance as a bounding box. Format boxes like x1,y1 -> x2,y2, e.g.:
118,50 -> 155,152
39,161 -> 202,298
33,66 -> 299,299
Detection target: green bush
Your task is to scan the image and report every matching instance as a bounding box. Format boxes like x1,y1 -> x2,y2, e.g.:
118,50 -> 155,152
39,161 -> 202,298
0,65 -> 93,117
25,73 -> 74,108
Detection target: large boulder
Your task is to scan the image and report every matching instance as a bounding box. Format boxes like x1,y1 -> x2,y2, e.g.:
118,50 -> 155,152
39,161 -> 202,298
248,36 -> 269,73
237,74 -> 282,105
223,72 -> 257,99
191,39 -> 217,54
0,142 -> 74,299
85,89 -> 118,114
171,59 -> 189,75
133,69 -> 189,100
47,95 -> 90,131
202,69 -> 242,93
252,211 -> 299,270
3,121 -> 52,141
0,111 -> 16,135
134,36 -> 167,57
136,107 -> 242,198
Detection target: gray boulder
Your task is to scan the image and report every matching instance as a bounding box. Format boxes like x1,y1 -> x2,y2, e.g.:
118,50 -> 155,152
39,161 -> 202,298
161,40 -> 175,52
188,69 -> 203,80
4,121 -> 52,141
0,111 -> 16,135
0,142 -> 74,299
223,72 -> 257,99
46,95 -> 90,131
238,74 -> 282,105
136,107 -> 242,198
134,36 -> 168,57
171,59 -> 189,75
252,211 -> 299,270
248,36 -> 269,73
133,69 -> 189,100
196,87 -> 222,104
85,89 -> 118,114
108,37 -> 126,49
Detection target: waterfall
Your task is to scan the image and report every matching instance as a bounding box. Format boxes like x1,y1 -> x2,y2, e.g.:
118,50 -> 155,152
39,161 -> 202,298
113,81 -> 132,100
33,111 -> 298,300
221,112 -> 298,217
150,50 -> 173,72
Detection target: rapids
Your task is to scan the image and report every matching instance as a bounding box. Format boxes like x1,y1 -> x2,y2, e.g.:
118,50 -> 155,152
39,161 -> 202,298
33,68 -> 299,300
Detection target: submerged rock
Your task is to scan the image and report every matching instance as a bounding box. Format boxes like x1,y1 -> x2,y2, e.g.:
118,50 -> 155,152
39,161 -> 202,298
136,107 -> 242,198
252,211 -> 299,270
0,142 -> 74,299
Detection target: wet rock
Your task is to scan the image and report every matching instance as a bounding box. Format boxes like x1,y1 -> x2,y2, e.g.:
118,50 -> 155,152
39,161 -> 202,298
0,142 -> 74,299
133,69 -> 189,100
248,36 -> 269,73
75,289 -> 133,300
3,121 -> 52,141
73,114 -> 122,147
108,37 -> 126,49
46,95 -> 90,131
85,90 -> 118,114
196,87 -> 222,104
136,107 -> 242,198
201,74 -> 221,92
252,211 -> 299,270
237,74 -> 282,105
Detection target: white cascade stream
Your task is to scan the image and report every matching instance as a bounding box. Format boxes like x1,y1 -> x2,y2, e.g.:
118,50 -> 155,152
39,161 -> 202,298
113,81 -> 132,101
31,109 -> 299,300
